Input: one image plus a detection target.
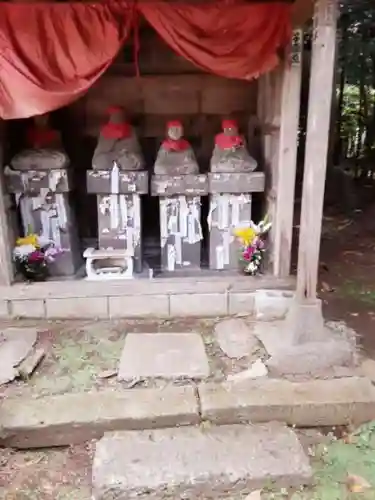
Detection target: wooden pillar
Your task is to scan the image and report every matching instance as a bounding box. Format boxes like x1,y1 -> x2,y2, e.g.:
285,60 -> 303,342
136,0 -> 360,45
296,0 -> 338,300
0,121 -> 15,286
273,30 -> 303,277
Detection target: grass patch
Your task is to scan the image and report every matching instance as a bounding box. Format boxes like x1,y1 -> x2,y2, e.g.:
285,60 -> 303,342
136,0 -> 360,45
340,280 -> 375,304
265,422 -> 375,499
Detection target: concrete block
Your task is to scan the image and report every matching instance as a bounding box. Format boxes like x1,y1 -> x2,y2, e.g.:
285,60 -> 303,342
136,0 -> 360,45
118,333 -> 210,380
228,292 -> 255,315
254,290 -> 293,320
11,299 -> 45,318
0,386 -> 199,449
109,294 -> 169,318
92,424 -> 312,499
198,377 -> 375,427
0,299 -> 10,317
46,297 -> 108,319
170,292 -> 227,317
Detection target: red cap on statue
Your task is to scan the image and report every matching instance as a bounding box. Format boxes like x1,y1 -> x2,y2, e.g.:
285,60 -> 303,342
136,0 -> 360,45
215,118 -> 243,149
162,119 -> 190,152
101,105 -> 131,139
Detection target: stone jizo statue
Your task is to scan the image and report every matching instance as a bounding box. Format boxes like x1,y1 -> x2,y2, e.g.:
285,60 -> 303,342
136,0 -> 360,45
210,119 -> 257,173
92,106 -> 144,171
154,120 -> 198,175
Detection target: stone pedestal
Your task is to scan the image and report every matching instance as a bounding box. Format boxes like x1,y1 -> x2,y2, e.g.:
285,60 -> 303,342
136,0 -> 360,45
5,149 -> 81,277
87,166 -> 148,274
207,172 -> 265,270
151,174 -> 208,273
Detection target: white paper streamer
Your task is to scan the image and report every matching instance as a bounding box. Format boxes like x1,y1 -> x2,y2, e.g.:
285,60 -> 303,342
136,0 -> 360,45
110,162 -> 120,194
19,198 -> 34,234
231,195 -> 240,227
168,214 -> 178,234
160,199 -> 168,246
55,194 -> 67,229
167,244 -> 176,271
110,194 -> 119,229
179,196 -> 188,238
222,231 -> 230,266
216,245 -> 224,270
119,195 -> 128,230
175,235 -> 182,264
50,216 -> 61,247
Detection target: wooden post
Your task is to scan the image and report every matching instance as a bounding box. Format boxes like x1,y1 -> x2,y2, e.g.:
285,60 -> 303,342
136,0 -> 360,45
296,0 -> 337,300
0,121 -> 15,286
273,29 -> 303,277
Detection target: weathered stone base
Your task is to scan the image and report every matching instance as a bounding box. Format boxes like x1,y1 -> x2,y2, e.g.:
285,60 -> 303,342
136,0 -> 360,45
0,386 -> 199,449
199,377 -> 375,427
0,276 -> 294,319
92,424 -> 312,500
2,377 -> 375,449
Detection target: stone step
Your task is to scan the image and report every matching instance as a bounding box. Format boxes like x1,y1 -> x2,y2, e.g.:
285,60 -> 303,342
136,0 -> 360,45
92,423 -> 313,500
2,377 -> 375,449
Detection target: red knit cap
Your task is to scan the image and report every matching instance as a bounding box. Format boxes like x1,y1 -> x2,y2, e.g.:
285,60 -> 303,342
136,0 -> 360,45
167,120 -> 183,129
222,119 -> 238,130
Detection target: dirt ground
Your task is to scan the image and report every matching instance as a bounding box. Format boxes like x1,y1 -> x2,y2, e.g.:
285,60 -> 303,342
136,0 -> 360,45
2,203 -> 375,499
318,204 -> 375,358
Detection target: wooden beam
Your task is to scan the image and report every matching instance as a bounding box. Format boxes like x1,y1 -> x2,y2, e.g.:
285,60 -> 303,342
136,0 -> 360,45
296,0 -> 337,300
0,121 -> 15,286
273,29 -> 303,277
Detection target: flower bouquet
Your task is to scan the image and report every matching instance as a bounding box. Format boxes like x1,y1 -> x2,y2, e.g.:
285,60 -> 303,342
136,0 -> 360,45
13,234 -> 63,282
234,216 -> 272,275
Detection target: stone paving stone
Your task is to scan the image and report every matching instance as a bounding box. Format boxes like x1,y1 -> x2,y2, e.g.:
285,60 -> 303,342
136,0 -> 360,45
214,318 -> 259,359
118,332 -> 210,380
0,386 -> 199,449
92,423 -> 312,500
0,327 -> 37,385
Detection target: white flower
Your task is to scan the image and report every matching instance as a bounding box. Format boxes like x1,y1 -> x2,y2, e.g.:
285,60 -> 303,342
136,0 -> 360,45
13,244 -> 37,259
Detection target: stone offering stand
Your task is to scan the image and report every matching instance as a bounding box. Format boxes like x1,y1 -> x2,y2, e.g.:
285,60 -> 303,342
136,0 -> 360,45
151,173 -> 208,273
5,150 -> 81,277
86,164 -> 148,279
208,171 -> 265,270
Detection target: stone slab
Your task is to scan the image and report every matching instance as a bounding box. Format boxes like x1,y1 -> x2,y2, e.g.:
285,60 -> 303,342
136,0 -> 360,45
151,173 -> 208,196
198,377 -> 375,427
0,328 -> 38,385
86,169 -> 148,194
266,338 -> 355,377
254,320 -> 356,376
92,424 -> 312,499
0,386 -> 199,449
208,172 -> 265,194
214,318 -> 259,359
118,333 -> 210,380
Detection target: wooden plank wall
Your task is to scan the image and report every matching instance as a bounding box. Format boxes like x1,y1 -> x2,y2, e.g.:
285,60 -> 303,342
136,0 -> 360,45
69,31 -> 259,162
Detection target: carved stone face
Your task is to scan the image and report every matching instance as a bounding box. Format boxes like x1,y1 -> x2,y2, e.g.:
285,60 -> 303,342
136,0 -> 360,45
109,109 -> 125,125
223,125 -> 239,137
167,123 -> 183,141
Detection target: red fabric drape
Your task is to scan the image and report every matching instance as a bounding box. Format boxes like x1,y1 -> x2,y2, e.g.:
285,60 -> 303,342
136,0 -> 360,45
138,2 -> 292,81
0,3 -> 133,119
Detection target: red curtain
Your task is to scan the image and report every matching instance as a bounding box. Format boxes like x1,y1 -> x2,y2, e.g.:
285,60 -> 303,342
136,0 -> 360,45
0,2 -> 133,119
0,1 -> 292,119
138,2 -> 291,81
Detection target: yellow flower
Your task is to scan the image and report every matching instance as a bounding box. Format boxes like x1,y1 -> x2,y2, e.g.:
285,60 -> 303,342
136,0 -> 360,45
16,234 -> 39,248
233,227 -> 257,246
